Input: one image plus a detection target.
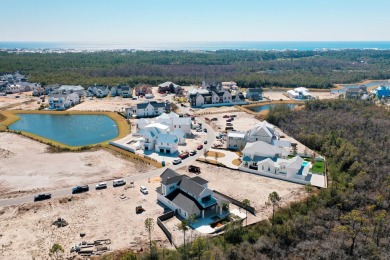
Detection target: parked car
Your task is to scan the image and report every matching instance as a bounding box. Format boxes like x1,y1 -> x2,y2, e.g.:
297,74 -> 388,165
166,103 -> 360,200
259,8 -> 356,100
226,123 -> 233,126
197,145 -> 203,150
205,117 -> 210,121
190,150 -> 197,156
179,152 -> 189,159
34,193 -> 51,202
196,128 -> 203,132
140,186 -> 149,194
204,140 -> 208,144
211,118 -> 218,121
203,128 -> 208,133
113,179 -> 126,187
72,185 -> 89,194
173,159 -> 182,165
226,118 -> 233,122
223,115 -> 230,118
230,115 -> 237,118
95,182 -> 107,190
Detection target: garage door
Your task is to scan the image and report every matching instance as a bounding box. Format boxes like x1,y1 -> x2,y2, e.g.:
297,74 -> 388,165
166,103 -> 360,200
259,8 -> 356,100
166,150 -> 171,154
160,148 -> 164,153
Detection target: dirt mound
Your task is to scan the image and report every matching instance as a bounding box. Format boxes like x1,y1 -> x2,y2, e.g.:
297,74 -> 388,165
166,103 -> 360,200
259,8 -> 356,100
0,148 -> 15,159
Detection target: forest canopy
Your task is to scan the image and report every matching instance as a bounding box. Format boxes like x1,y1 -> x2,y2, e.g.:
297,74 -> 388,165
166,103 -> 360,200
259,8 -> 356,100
1,49 -> 390,88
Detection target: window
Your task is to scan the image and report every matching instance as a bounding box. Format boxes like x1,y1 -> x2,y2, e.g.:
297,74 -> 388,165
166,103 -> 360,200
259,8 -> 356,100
268,167 -> 271,171
161,142 -> 163,145
169,186 -> 175,190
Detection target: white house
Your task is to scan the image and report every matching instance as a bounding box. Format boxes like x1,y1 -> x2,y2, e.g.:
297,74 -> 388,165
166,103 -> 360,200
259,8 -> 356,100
5,84 -> 25,94
222,81 -> 238,90
126,100 -> 170,118
48,92 -> 80,110
189,90 -> 247,108
155,112 -> 192,135
239,141 -> 312,183
58,85 -> 85,97
246,120 -> 279,144
287,87 -> 313,100
157,168 -> 226,220
227,131 -> 246,150
155,133 -> 179,154
87,84 -> 109,98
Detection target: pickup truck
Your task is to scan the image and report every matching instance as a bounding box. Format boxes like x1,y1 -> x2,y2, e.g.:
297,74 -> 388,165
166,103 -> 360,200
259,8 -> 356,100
34,193 -> 52,202
72,185 -> 89,194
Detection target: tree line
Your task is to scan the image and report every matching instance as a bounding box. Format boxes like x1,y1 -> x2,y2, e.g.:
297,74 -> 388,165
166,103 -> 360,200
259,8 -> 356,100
2,49 -> 390,88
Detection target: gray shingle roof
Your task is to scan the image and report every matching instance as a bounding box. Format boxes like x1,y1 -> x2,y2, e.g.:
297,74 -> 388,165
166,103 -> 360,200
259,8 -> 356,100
191,176 -> 208,186
136,101 -> 167,109
179,177 -> 206,197
172,192 -> 201,215
160,168 -> 182,185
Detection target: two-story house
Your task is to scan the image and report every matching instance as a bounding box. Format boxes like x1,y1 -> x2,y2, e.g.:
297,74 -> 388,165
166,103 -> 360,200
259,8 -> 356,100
87,84 -> 109,98
125,100 -> 170,118
345,85 -> 367,99
157,168 -> 224,220
48,92 -> 80,110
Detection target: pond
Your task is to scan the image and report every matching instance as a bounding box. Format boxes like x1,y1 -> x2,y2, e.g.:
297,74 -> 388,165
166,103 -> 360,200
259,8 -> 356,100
249,103 -> 300,112
9,114 -> 119,146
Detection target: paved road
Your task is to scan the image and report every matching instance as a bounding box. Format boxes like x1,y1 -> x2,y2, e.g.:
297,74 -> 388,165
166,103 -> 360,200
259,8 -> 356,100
0,118 -> 216,208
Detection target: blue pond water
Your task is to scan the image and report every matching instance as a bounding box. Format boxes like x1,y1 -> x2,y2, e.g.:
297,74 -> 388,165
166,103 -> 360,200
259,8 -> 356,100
249,103 -> 299,112
9,114 -> 118,146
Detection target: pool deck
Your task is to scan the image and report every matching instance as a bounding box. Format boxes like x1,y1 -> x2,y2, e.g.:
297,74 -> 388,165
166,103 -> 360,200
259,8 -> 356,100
0,110 -> 130,149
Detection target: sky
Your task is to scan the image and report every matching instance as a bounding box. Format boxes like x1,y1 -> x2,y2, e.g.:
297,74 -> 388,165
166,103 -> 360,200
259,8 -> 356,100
1,0 -> 389,42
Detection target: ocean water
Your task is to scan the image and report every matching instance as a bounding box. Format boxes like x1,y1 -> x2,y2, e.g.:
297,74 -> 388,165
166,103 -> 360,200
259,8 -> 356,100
9,114 -> 119,146
2,41 -> 390,51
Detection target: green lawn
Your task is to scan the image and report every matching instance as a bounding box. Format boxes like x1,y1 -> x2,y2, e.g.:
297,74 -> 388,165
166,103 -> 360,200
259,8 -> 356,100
311,161 -> 325,174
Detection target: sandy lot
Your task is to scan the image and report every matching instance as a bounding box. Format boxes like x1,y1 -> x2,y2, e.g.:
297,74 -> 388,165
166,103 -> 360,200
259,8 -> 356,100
0,92 -> 41,110
0,133 -> 154,198
263,90 -> 337,101
175,161 -> 304,224
0,178 -> 171,260
68,87 -> 178,112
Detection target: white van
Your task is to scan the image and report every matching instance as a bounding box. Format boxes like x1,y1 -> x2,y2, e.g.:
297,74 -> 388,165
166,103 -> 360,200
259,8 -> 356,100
113,179 -> 126,187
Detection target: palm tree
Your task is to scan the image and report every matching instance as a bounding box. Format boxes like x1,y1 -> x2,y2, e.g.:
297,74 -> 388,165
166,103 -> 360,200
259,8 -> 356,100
177,219 -> 189,259
144,218 -> 154,258
267,191 -> 281,225
188,214 -> 197,243
242,199 -> 250,226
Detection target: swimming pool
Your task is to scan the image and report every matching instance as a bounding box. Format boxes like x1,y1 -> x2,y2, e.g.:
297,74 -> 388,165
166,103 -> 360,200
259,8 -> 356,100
302,161 -> 310,167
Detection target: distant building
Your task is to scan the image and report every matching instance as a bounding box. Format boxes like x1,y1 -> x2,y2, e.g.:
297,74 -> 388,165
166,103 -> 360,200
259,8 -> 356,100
345,85 -> 367,99
246,88 -> 263,101
189,90 -> 247,108
110,85 -> 132,98
371,85 -> 390,99
222,81 -> 238,90
287,87 -> 313,100
125,100 -> 170,118
134,84 -> 153,96
87,84 -> 109,98
158,81 -> 182,95
58,85 -> 85,97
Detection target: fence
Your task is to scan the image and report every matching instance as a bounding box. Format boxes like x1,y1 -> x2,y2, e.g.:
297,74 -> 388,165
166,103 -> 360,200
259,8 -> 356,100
106,144 -> 162,168
213,190 -> 256,215
157,211 -> 175,245
194,108 -> 240,116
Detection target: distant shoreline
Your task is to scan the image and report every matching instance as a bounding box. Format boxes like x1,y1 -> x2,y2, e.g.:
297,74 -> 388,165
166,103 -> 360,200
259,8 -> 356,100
2,41 -> 390,52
